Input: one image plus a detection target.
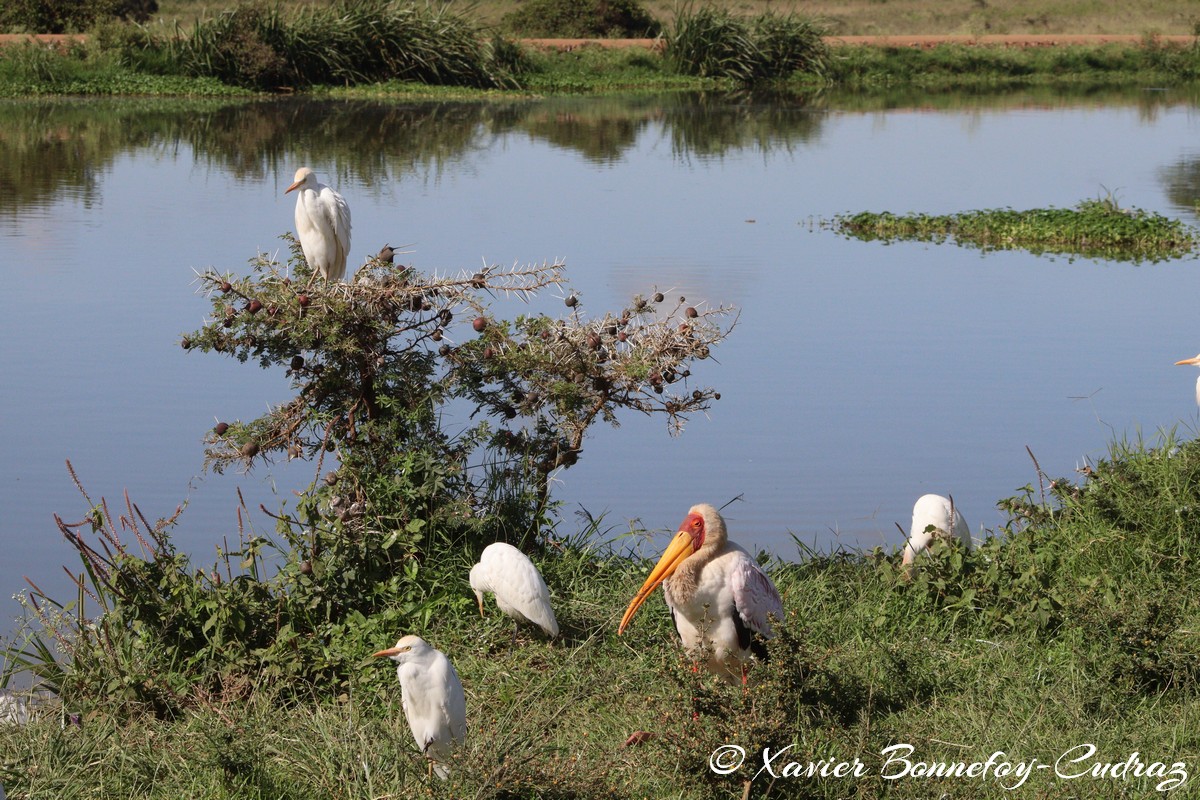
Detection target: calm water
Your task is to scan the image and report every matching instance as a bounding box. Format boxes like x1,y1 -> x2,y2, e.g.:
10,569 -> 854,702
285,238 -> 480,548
3,90 -> 1200,641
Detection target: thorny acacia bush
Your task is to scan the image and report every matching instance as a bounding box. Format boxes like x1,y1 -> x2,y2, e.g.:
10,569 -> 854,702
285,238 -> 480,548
5,239 -> 734,715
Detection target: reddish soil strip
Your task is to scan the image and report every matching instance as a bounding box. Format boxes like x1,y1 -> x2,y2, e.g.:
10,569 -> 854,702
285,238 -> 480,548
0,34 -> 86,48
1,32 -> 1193,50
513,34 -> 1197,51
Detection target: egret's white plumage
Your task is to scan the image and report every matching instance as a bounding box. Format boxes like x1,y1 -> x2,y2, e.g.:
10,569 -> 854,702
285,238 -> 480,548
902,493 -> 971,566
618,504 -> 784,683
285,167 -> 351,282
469,542 -> 559,638
1176,354 -> 1200,406
373,635 -> 467,780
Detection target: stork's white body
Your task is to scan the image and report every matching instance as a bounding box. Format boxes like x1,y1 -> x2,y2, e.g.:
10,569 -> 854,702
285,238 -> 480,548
620,504 -> 784,684
470,542 -> 559,637
286,167 -> 351,282
663,537 -> 784,682
903,493 -> 972,565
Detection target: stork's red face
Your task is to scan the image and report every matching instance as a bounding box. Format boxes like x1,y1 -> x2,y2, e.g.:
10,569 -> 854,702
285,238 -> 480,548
617,511 -> 705,635
681,510 -> 706,551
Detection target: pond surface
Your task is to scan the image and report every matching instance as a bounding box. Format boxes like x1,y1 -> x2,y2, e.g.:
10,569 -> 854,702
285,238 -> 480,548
3,89 -> 1200,642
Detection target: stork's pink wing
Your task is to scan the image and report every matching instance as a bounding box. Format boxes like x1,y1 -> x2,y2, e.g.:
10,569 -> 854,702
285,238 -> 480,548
730,554 -> 783,636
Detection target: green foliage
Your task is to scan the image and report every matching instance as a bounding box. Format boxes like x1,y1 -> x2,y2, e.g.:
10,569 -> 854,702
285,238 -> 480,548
169,0 -> 521,90
666,4 -> 829,84
827,39 -> 1200,89
4,244 -> 733,715
833,198 -> 1200,263
0,37 -> 247,95
9,425 -> 1200,797
501,0 -> 662,39
0,0 -> 156,34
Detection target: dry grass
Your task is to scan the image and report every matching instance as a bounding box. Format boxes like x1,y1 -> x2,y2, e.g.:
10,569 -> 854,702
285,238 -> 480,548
151,0 -> 1200,36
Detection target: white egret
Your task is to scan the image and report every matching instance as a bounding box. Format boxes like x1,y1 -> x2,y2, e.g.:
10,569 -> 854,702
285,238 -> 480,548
372,635 -> 467,780
902,493 -> 971,566
285,167 -> 351,282
1175,354 -> 1200,406
470,542 -> 559,638
618,503 -> 784,683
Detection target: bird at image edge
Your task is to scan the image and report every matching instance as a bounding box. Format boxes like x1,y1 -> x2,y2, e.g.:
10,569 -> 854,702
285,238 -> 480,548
618,503 -> 783,683
285,166 -> 351,282
1175,353 -> 1200,406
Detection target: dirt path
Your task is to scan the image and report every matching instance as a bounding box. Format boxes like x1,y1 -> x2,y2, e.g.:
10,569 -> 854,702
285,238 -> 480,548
3,33 -> 1195,50
516,34 -> 1196,50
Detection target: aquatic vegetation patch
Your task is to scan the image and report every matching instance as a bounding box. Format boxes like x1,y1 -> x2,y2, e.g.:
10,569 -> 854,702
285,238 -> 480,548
833,199 -> 1200,262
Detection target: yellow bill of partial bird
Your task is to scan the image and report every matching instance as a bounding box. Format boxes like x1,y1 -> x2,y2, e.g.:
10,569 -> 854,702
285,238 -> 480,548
373,635 -> 467,780
285,166 -> 352,282
618,503 -> 784,683
1175,354 -> 1200,406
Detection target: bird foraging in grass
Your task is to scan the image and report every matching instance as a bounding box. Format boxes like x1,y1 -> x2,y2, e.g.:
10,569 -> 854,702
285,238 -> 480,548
470,542 -> 559,638
285,167 -> 351,282
618,503 -> 783,684
373,635 -> 467,780
902,493 -> 971,568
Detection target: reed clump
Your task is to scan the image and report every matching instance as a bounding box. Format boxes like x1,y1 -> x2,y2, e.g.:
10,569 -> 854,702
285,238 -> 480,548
169,0 -> 521,89
665,4 -> 829,84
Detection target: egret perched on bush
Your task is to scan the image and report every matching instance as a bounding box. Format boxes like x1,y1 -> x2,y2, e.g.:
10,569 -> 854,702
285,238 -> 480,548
285,166 -> 351,282
903,493 -> 971,566
373,635 -> 467,780
470,542 -> 559,638
1175,353 -> 1200,406
618,503 -> 783,683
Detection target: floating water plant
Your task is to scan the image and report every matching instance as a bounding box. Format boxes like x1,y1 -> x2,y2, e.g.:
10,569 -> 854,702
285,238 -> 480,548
833,199 -> 1200,263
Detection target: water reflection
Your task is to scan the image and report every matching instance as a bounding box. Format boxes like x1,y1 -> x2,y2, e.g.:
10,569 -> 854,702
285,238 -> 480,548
3,88 -> 1199,216
3,89 -> 1200,647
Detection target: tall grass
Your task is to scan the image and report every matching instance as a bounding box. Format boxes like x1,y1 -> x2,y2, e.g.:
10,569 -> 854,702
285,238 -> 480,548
169,0 -> 521,90
666,3 -> 829,84
6,432 -> 1200,797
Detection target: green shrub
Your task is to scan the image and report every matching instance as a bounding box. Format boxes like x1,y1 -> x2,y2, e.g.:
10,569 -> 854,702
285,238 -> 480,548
170,0 -> 520,90
666,5 -> 828,84
1,0 -> 156,34
5,245 -> 734,713
502,0 -> 662,39
86,20 -> 171,72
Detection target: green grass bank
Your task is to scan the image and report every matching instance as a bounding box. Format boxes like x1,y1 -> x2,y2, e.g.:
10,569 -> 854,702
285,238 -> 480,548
5,430 -> 1200,798
3,0 -> 1200,97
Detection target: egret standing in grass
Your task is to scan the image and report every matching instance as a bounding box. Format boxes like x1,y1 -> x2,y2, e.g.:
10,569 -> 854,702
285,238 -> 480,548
372,635 -> 467,780
618,503 -> 783,683
1176,354 -> 1200,406
285,167 -> 351,282
470,542 -> 559,638
902,493 -> 971,567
